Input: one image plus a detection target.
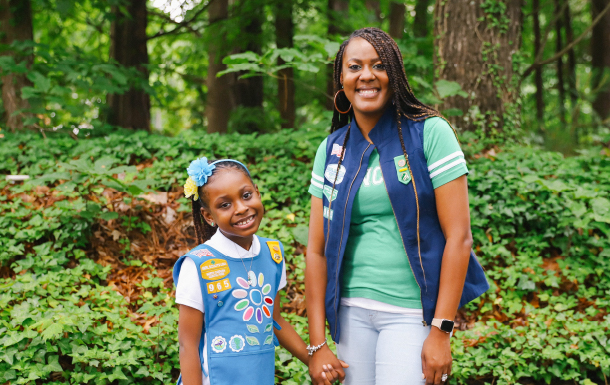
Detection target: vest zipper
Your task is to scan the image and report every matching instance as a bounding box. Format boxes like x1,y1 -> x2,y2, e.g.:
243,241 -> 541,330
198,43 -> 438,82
378,164 -> 427,326
333,142 -> 371,337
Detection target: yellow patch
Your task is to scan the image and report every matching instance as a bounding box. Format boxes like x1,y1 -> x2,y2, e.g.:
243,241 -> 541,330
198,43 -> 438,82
266,241 -> 283,264
206,278 -> 232,294
200,259 -> 230,281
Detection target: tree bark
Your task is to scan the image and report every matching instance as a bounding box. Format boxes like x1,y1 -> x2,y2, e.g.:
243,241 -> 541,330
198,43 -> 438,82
275,0 -> 295,129
592,0 -> 610,120
365,0 -> 381,24
0,0 -> 33,131
434,0 -> 522,133
206,0 -> 231,134
563,1 -> 577,107
326,0 -> 349,110
389,2 -> 406,40
231,0 -> 264,131
108,0 -> 150,131
533,0 -> 544,124
554,0 -> 566,123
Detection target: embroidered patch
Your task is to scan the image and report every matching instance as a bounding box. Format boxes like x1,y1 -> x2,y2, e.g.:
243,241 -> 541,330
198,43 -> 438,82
264,323 -> 273,333
248,271 -> 257,287
394,155 -> 412,185
262,305 -> 271,318
200,258 -> 230,281
262,284 -> 271,295
206,278 -> 231,294
250,289 -> 263,305
323,206 -> 333,220
255,308 -> 263,324
331,143 -> 345,159
324,164 -> 346,184
191,248 -> 214,257
258,272 -> 264,287
323,185 -> 338,202
247,324 -> 260,333
211,336 -> 227,353
263,335 -> 273,345
246,336 -> 260,346
229,335 -> 245,352
266,241 -> 283,264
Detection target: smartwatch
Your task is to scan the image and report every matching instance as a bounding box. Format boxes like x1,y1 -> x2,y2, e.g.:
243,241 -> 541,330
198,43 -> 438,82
431,318 -> 454,333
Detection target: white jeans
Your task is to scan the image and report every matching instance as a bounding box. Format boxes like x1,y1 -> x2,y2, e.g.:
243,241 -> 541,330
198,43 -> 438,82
336,305 -> 430,385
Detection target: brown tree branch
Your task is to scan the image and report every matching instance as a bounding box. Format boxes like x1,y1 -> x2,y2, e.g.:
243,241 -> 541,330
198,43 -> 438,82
147,1 -> 212,40
522,0 -> 610,78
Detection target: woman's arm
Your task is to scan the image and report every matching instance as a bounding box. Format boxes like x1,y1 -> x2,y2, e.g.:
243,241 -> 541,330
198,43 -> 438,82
422,175 -> 473,385
179,305 -> 204,385
273,293 -> 309,364
306,196 -> 348,385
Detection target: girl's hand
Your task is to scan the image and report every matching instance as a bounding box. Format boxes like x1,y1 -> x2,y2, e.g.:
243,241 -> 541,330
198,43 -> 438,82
421,327 -> 452,385
308,345 -> 348,385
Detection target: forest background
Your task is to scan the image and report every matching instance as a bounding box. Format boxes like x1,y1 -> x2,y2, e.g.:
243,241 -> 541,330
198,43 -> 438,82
1,0 -> 610,384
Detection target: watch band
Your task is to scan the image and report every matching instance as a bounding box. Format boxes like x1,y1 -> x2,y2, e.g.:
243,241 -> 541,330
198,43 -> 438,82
431,318 -> 454,333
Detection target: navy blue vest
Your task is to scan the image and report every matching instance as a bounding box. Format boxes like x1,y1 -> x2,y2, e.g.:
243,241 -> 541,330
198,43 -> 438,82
322,108 -> 489,342
173,236 -> 284,385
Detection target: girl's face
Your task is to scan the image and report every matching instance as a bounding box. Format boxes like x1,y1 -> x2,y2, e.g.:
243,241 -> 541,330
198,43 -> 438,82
201,169 -> 263,248
340,37 -> 393,120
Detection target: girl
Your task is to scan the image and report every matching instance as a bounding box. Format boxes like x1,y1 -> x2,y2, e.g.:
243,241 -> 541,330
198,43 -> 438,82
173,157 -> 309,385
305,28 -> 489,385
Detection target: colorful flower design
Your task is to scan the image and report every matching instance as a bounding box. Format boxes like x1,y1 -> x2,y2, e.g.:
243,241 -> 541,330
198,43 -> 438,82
232,271 -> 274,324
187,157 -> 215,187
183,177 -> 199,201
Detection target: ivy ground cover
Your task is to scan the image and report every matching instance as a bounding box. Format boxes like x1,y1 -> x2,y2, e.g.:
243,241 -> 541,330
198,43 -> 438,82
0,129 -> 609,384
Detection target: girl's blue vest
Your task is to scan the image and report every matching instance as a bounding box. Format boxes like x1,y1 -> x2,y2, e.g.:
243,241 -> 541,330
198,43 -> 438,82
173,235 -> 284,385
322,108 -> 489,342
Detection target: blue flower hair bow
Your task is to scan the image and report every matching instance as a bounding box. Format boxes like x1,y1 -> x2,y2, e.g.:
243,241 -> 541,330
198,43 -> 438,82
187,157 -> 215,187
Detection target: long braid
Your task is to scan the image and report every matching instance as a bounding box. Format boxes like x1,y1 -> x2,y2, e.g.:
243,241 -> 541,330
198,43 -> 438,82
329,27 -> 454,288
192,199 -> 215,245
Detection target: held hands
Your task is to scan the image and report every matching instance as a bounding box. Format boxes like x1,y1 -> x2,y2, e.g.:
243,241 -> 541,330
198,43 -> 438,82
421,327 -> 452,385
308,345 -> 349,385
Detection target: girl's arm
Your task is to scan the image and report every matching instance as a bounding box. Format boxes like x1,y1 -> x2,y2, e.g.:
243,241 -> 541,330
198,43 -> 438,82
305,196 -> 347,385
272,293 -> 309,365
422,175 -> 473,385
179,305 -> 204,385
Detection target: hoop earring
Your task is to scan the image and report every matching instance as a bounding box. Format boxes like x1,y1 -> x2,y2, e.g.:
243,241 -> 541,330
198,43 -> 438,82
334,89 -> 352,114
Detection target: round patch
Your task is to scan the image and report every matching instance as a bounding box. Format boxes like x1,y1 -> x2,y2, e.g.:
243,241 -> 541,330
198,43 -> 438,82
211,336 -> 227,353
398,159 -> 406,167
250,289 -> 262,305
229,335 -> 245,352
324,164 -> 347,185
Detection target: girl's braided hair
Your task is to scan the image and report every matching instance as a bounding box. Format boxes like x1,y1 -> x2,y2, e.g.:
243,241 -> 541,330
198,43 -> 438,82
328,27 -> 457,288
191,161 -> 252,245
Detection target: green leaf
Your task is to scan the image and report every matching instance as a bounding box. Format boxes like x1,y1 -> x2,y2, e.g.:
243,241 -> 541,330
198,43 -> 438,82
435,80 -> 468,99
247,324 -> 260,333
591,197 -> 610,223
99,211 -> 119,221
292,225 -> 309,246
264,335 -> 273,345
41,322 -> 64,340
246,336 -> 259,346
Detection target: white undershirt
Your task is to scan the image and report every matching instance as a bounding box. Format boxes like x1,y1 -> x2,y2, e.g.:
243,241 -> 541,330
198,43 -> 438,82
175,230 -> 287,384
340,297 -> 423,317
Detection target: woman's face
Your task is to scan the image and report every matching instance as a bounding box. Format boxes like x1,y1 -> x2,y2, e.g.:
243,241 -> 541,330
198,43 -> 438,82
340,37 -> 393,120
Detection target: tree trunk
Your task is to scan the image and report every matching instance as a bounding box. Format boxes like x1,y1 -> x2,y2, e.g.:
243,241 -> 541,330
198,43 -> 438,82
108,0 -> 150,131
389,2 -> 406,40
232,1 -> 264,131
533,0 -> 544,124
206,0 -> 231,134
563,1 -> 577,107
554,0 -> 566,123
0,0 -> 33,131
365,0 -> 381,24
434,0 -> 522,133
275,0 -> 295,129
592,0 -> 610,121
414,0 -> 429,39
326,0 -> 349,110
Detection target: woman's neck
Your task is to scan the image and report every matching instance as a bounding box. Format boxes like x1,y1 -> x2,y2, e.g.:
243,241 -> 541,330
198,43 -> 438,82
353,106 -> 389,143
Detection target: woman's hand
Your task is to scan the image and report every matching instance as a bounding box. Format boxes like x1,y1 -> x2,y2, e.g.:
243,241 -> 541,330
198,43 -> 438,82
421,327 -> 452,385
308,345 -> 349,385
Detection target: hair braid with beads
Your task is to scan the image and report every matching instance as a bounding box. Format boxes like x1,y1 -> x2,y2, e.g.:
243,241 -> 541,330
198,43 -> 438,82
328,27 -> 459,288
190,161 -> 253,245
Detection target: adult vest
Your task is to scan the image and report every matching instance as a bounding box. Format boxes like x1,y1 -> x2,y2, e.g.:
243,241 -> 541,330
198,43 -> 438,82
172,236 -> 284,385
322,108 -> 489,342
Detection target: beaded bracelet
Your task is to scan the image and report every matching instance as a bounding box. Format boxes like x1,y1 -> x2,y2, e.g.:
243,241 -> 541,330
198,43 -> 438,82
306,338 -> 327,356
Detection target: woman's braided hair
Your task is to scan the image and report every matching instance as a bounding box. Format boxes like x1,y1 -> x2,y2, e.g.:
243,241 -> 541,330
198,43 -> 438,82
328,27 -> 456,288
191,161 -> 253,245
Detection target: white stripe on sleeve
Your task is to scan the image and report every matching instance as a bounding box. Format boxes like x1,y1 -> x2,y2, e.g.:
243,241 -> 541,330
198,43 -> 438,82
310,178 -> 323,189
311,171 -> 324,182
427,151 -> 464,172
429,158 -> 466,179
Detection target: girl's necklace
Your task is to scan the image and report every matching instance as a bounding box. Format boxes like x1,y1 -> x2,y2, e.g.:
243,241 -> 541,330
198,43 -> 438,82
234,242 -> 255,287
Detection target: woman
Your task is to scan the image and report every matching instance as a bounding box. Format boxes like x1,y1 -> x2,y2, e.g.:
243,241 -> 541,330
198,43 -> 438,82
304,28 -> 488,385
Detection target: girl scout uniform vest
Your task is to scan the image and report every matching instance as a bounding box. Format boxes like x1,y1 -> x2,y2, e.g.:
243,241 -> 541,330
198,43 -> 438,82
322,108 -> 489,342
173,235 -> 284,385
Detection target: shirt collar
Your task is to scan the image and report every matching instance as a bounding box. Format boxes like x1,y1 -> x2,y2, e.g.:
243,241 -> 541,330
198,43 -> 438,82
206,229 -> 260,258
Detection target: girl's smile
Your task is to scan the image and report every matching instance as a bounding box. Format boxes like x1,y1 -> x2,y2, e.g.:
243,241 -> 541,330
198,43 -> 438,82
201,169 -> 264,250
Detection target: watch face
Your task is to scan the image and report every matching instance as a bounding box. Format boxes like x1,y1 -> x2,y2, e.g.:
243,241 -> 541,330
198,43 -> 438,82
440,320 -> 454,333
